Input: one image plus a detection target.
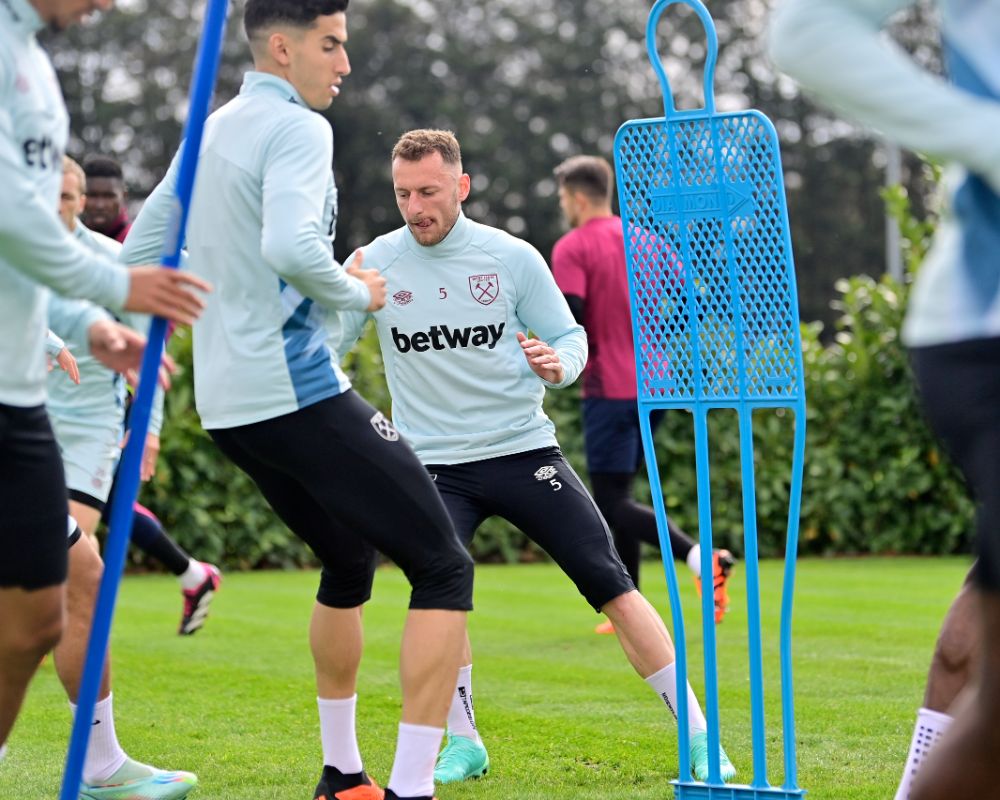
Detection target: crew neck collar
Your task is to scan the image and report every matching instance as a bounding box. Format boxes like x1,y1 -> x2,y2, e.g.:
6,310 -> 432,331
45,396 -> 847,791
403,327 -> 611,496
403,211 -> 474,260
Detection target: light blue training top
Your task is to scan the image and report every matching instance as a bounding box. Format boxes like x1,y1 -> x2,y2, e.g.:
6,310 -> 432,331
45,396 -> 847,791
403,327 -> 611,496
336,213 -> 588,465
122,72 -> 371,429
770,0 -> 1000,348
47,223 -> 163,435
0,0 -> 130,407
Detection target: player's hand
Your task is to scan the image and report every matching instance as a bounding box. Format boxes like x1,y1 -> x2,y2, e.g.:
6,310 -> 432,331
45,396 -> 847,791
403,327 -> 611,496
87,319 -> 177,390
125,267 -> 212,326
117,431 -> 160,481
346,250 -> 387,312
141,433 -> 160,481
51,346 -> 81,384
517,331 -> 565,384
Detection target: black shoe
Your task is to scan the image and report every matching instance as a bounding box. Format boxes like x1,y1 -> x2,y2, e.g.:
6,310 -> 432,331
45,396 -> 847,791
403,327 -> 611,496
313,765 -> 382,799
383,790 -> 435,800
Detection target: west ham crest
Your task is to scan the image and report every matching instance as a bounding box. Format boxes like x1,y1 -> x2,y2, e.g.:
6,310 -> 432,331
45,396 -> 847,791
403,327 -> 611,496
370,411 -> 399,442
469,274 -> 499,306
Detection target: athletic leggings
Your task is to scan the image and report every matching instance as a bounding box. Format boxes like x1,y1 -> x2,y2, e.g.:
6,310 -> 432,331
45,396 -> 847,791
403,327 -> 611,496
590,472 -> 696,591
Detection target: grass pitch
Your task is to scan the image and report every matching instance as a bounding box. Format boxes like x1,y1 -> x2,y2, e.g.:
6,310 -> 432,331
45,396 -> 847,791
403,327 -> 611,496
4,557 -> 966,799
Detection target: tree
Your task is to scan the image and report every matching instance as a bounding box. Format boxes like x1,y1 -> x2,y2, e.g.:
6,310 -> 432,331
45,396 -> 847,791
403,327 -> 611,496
48,0 -> 936,329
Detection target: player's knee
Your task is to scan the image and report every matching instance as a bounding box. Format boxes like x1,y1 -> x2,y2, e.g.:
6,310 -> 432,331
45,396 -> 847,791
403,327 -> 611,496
129,509 -> 163,549
407,546 -> 475,611
28,613 -> 64,657
933,624 -> 976,676
564,538 -> 636,611
68,538 -> 104,601
1,601 -> 63,660
316,563 -> 376,608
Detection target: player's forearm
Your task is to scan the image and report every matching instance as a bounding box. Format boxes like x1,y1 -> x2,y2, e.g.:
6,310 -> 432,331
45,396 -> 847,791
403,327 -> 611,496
546,325 -> 588,389
49,295 -> 113,349
0,111 -> 129,308
120,160 -> 180,268
0,197 -> 130,309
769,0 -> 1000,193
265,231 -> 370,312
45,330 -> 66,358
118,308 -> 166,435
328,309 -> 370,362
149,383 -> 165,437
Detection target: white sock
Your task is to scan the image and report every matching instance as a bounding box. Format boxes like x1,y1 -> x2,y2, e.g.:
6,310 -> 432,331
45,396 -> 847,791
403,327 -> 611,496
0,742 -> 7,762
318,695 -> 363,774
71,693 -> 127,784
686,545 -> 702,578
387,722 -> 443,799
645,662 -> 708,736
894,707 -> 953,800
179,559 -> 208,591
446,665 -> 480,742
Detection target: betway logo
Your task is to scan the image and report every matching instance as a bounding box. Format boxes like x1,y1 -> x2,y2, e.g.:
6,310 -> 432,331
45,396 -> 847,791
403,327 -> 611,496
391,323 -> 505,353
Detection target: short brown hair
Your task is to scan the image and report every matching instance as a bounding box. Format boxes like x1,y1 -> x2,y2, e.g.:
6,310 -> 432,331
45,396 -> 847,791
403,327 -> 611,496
63,155 -> 86,190
391,129 -> 462,167
553,155 -> 613,203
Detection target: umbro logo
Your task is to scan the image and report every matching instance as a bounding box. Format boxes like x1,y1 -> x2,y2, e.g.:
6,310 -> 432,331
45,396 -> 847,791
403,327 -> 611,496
393,290 -> 413,306
534,466 -> 557,481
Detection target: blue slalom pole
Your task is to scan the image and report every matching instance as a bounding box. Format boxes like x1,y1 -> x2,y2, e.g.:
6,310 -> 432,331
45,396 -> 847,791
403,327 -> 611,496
59,3 -> 229,798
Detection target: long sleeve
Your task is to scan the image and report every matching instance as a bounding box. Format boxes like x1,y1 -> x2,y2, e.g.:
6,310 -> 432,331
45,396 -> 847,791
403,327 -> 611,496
45,329 -> 66,358
120,152 -> 181,269
515,246 -> 588,389
0,102 -> 129,309
260,114 -> 371,312
48,295 -> 112,352
331,250 -> 373,360
768,0 -> 1000,193
116,308 -> 165,436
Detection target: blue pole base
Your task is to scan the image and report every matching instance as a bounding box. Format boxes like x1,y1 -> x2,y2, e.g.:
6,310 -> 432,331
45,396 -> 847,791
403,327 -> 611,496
673,782 -> 807,799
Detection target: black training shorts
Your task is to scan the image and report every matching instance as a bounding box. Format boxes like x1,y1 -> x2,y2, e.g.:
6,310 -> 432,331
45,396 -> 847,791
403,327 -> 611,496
912,337 -> 1000,592
0,403 -> 70,589
426,447 -> 636,610
209,390 -> 473,610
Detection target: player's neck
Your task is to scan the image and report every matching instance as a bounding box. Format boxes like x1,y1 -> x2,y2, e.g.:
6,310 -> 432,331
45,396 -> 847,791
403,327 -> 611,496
252,59 -> 294,87
575,205 -> 614,227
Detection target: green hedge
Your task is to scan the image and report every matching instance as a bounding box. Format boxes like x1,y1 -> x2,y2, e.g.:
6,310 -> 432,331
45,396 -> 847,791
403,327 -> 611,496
137,270 -> 973,571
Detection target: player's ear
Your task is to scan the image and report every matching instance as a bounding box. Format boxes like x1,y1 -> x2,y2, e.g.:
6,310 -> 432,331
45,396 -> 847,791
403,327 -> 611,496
458,173 -> 471,202
268,31 -> 293,66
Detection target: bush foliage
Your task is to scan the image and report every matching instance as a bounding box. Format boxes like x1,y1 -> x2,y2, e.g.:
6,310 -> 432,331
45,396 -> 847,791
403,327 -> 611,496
140,175 -> 973,567
140,270 -> 973,570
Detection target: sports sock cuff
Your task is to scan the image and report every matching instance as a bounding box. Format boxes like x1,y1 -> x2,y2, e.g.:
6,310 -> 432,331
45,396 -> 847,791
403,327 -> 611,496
398,722 -> 445,739
318,694 -> 359,708
917,707 -> 953,728
687,545 -> 702,577
179,559 -> 208,588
